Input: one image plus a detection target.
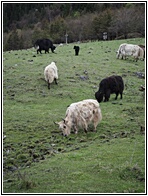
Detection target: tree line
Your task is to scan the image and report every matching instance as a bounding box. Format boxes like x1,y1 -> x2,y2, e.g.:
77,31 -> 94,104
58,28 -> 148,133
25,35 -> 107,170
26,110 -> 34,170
3,3 -> 145,51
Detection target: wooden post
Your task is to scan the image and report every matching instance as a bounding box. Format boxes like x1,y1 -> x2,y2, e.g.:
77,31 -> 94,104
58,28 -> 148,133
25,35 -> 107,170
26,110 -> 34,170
65,32 -> 68,45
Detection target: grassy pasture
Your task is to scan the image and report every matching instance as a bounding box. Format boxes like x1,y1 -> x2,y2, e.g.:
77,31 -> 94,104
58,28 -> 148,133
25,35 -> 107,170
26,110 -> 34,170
3,38 -> 145,193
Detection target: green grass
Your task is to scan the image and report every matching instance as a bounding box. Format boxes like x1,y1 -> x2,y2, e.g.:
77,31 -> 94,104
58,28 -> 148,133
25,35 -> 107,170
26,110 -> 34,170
3,38 -> 145,193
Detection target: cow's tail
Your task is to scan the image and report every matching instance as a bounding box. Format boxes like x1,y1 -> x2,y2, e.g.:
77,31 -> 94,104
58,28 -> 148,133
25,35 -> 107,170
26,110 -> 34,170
139,47 -> 144,60
140,48 -> 144,60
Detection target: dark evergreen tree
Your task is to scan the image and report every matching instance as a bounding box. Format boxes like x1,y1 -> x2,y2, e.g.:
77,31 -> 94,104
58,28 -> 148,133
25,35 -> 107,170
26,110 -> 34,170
5,30 -> 20,50
3,3 -> 145,49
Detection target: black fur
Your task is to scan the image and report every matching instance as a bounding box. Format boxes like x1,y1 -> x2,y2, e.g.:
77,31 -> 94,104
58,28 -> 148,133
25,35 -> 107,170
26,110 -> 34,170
73,46 -> 80,56
95,75 -> 124,103
34,38 -> 56,54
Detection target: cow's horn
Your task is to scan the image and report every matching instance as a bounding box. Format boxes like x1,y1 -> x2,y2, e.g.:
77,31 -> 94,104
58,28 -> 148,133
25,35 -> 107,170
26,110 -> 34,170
62,118 -> 65,123
54,121 -> 59,125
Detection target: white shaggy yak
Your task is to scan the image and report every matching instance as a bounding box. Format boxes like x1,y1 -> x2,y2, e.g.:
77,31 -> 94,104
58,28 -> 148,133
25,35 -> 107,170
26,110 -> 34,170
116,43 -> 144,61
44,61 -> 58,89
55,99 -> 102,136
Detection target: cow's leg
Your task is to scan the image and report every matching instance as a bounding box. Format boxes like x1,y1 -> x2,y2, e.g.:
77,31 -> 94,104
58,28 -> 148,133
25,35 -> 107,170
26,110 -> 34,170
120,92 -> 123,99
115,92 -> 119,100
104,93 -> 107,101
84,125 -> 88,133
104,90 -> 110,102
82,119 -> 88,133
83,124 -> 88,133
104,96 -> 108,102
74,126 -> 78,134
37,49 -> 42,54
93,120 -> 98,132
45,49 -> 49,54
54,78 -> 58,85
104,98 -> 107,102
121,53 -> 126,60
93,110 -> 101,132
38,50 -> 42,54
93,125 -> 97,132
75,50 -> 79,56
48,80 -> 50,89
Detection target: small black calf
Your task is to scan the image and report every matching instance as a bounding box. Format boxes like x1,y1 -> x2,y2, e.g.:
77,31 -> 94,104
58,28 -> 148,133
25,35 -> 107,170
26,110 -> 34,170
73,46 -> 80,56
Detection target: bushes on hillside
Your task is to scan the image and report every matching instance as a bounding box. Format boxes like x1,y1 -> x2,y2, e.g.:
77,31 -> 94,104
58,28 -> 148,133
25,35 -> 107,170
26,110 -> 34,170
3,3 -> 145,51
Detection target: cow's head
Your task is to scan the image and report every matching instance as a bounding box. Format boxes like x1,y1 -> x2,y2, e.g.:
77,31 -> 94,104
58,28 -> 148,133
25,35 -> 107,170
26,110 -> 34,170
116,50 -> 120,59
51,45 -> 56,53
34,45 -> 39,50
95,91 -> 104,103
54,119 -> 71,136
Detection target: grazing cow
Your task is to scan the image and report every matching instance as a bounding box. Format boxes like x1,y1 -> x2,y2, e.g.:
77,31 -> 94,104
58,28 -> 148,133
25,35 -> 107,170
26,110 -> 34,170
116,43 -> 144,61
95,75 -> 124,103
73,46 -> 80,56
34,38 -> 56,54
55,99 -> 102,136
44,62 -> 58,89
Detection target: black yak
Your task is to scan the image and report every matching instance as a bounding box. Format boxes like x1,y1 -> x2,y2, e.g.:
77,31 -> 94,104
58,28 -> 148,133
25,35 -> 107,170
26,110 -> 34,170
73,46 -> 80,56
34,38 -> 56,54
95,75 -> 124,103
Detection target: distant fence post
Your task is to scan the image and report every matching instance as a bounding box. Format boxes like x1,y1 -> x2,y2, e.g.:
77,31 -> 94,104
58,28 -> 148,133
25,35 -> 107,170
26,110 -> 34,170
65,32 -> 68,45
